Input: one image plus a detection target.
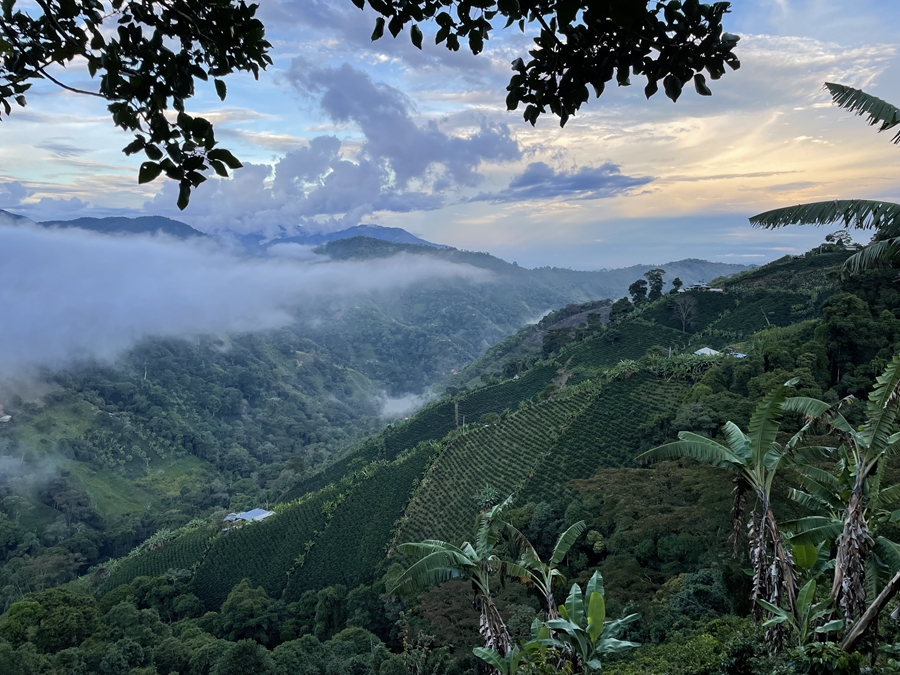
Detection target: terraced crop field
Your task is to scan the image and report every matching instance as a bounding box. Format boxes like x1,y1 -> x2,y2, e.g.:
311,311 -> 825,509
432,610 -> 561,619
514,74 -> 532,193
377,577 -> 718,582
521,372 -> 689,501
382,401 -> 456,459
564,323 -> 686,369
101,525 -> 216,593
456,363 -> 559,421
640,292 -> 737,332
710,291 -> 809,334
394,389 -> 593,545
191,488 -> 335,610
283,446 -> 434,598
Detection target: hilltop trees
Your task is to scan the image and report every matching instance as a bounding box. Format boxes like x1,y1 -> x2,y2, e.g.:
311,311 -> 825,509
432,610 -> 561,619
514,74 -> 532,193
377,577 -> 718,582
627,279 -> 648,305
645,268 -> 666,302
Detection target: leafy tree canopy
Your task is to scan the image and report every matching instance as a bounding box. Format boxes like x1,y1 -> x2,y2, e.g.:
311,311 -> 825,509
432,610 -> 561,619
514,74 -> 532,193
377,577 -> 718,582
362,0 -> 741,126
0,0 -> 271,208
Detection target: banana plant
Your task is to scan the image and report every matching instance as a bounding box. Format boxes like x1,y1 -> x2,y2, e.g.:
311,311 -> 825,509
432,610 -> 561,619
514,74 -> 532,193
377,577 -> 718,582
757,578 -> 844,648
514,519 -> 587,618
639,379 -> 832,636
390,496 -> 529,658
540,571 -> 639,672
785,447 -> 900,618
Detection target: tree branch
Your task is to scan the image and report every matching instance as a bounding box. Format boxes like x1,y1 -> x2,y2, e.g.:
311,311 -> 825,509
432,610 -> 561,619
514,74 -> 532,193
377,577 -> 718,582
37,66 -> 108,99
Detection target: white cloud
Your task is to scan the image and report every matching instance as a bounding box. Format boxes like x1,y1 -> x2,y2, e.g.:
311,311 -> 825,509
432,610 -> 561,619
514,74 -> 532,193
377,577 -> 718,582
0,224 -> 488,377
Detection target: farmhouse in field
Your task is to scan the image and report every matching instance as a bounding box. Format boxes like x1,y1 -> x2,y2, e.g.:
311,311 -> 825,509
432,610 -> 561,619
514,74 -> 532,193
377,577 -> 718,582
224,508 -> 275,525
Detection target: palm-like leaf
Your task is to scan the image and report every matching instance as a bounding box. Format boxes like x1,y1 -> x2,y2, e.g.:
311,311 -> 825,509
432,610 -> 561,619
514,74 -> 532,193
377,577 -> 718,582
825,82 -> 900,142
747,381 -> 794,469
550,521 -> 587,566
750,200 -> 900,234
864,354 -> 900,459
844,237 -> 900,275
390,549 -> 472,595
637,433 -> 741,469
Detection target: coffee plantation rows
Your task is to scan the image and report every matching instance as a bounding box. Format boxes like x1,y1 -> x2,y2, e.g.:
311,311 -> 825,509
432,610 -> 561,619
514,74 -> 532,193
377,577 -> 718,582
395,389 -> 594,545
639,292 -> 737,333
192,488 -> 337,609
283,445 -> 436,598
564,322 -> 686,369
99,524 -> 217,593
521,373 -> 689,501
287,364 -> 560,500
709,290 -> 810,334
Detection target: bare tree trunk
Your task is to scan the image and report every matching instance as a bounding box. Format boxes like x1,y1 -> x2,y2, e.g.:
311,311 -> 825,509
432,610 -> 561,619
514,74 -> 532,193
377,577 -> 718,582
748,508 -> 770,624
834,488 -> 873,620
729,479 -> 746,559
842,570 -> 900,653
479,597 -> 512,658
767,508 -> 798,619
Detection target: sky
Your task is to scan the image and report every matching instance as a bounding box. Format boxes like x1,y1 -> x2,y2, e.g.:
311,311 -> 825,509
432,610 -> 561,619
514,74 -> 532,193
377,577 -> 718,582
2,0 -> 900,269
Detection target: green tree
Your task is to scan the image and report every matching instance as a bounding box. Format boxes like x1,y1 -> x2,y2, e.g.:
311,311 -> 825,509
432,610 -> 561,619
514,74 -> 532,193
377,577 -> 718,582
670,277 -> 684,294
219,579 -> 279,645
609,298 -> 633,323
639,380 -> 831,648
212,639 -> 276,675
751,83 -> 900,276
644,268 -> 666,301
361,0 -> 740,126
515,520 -> 586,618
628,279 -> 648,305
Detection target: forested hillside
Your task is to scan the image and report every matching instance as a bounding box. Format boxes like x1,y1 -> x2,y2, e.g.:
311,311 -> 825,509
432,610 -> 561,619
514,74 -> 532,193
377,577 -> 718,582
4,240 -> 897,673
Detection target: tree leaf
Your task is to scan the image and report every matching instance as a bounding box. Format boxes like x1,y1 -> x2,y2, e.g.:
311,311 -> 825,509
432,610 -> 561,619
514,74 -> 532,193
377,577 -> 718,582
138,161 -> 162,184
410,24 -> 423,49
177,181 -> 191,210
214,79 -> 227,101
207,148 -> 243,169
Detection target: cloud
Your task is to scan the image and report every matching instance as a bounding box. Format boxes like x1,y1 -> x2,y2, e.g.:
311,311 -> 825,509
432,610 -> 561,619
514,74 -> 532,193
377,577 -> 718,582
471,162 -> 653,203
146,61 -> 520,235
0,182 -> 28,208
37,141 -> 88,159
0,224 -> 489,377
287,60 -> 521,187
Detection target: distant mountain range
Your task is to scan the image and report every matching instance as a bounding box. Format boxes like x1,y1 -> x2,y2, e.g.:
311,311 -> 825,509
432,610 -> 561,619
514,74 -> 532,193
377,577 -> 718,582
235,224 -> 446,252
0,210 -> 444,250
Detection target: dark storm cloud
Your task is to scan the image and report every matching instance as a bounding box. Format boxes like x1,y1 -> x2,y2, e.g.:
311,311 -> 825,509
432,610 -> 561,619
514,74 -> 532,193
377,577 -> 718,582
471,162 -> 653,203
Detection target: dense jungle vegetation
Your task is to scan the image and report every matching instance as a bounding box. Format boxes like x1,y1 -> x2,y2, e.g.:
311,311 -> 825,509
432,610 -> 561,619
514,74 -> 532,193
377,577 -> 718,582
4,239 -> 900,674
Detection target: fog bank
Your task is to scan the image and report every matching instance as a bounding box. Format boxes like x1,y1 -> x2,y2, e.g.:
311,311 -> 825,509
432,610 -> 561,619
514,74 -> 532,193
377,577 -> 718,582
0,224 -> 487,376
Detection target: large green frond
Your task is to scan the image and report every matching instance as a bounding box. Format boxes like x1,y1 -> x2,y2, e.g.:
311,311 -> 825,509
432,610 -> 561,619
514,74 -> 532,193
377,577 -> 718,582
864,354 -> 900,455
750,200 -> 900,235
877,483 -> 900,507
722,421 -> 750,459
792,463 -> 841,491
787,488 -> 838,514
783,518 -> 843,546
873,537 -> 900,574
390,550 -> 472,595
825,82 -> 900,141
550,521 -> 587,566
843,237 -> 900,276
747,382 -> 793,467
396,540 -> 468,559
638,433 -> 742,470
